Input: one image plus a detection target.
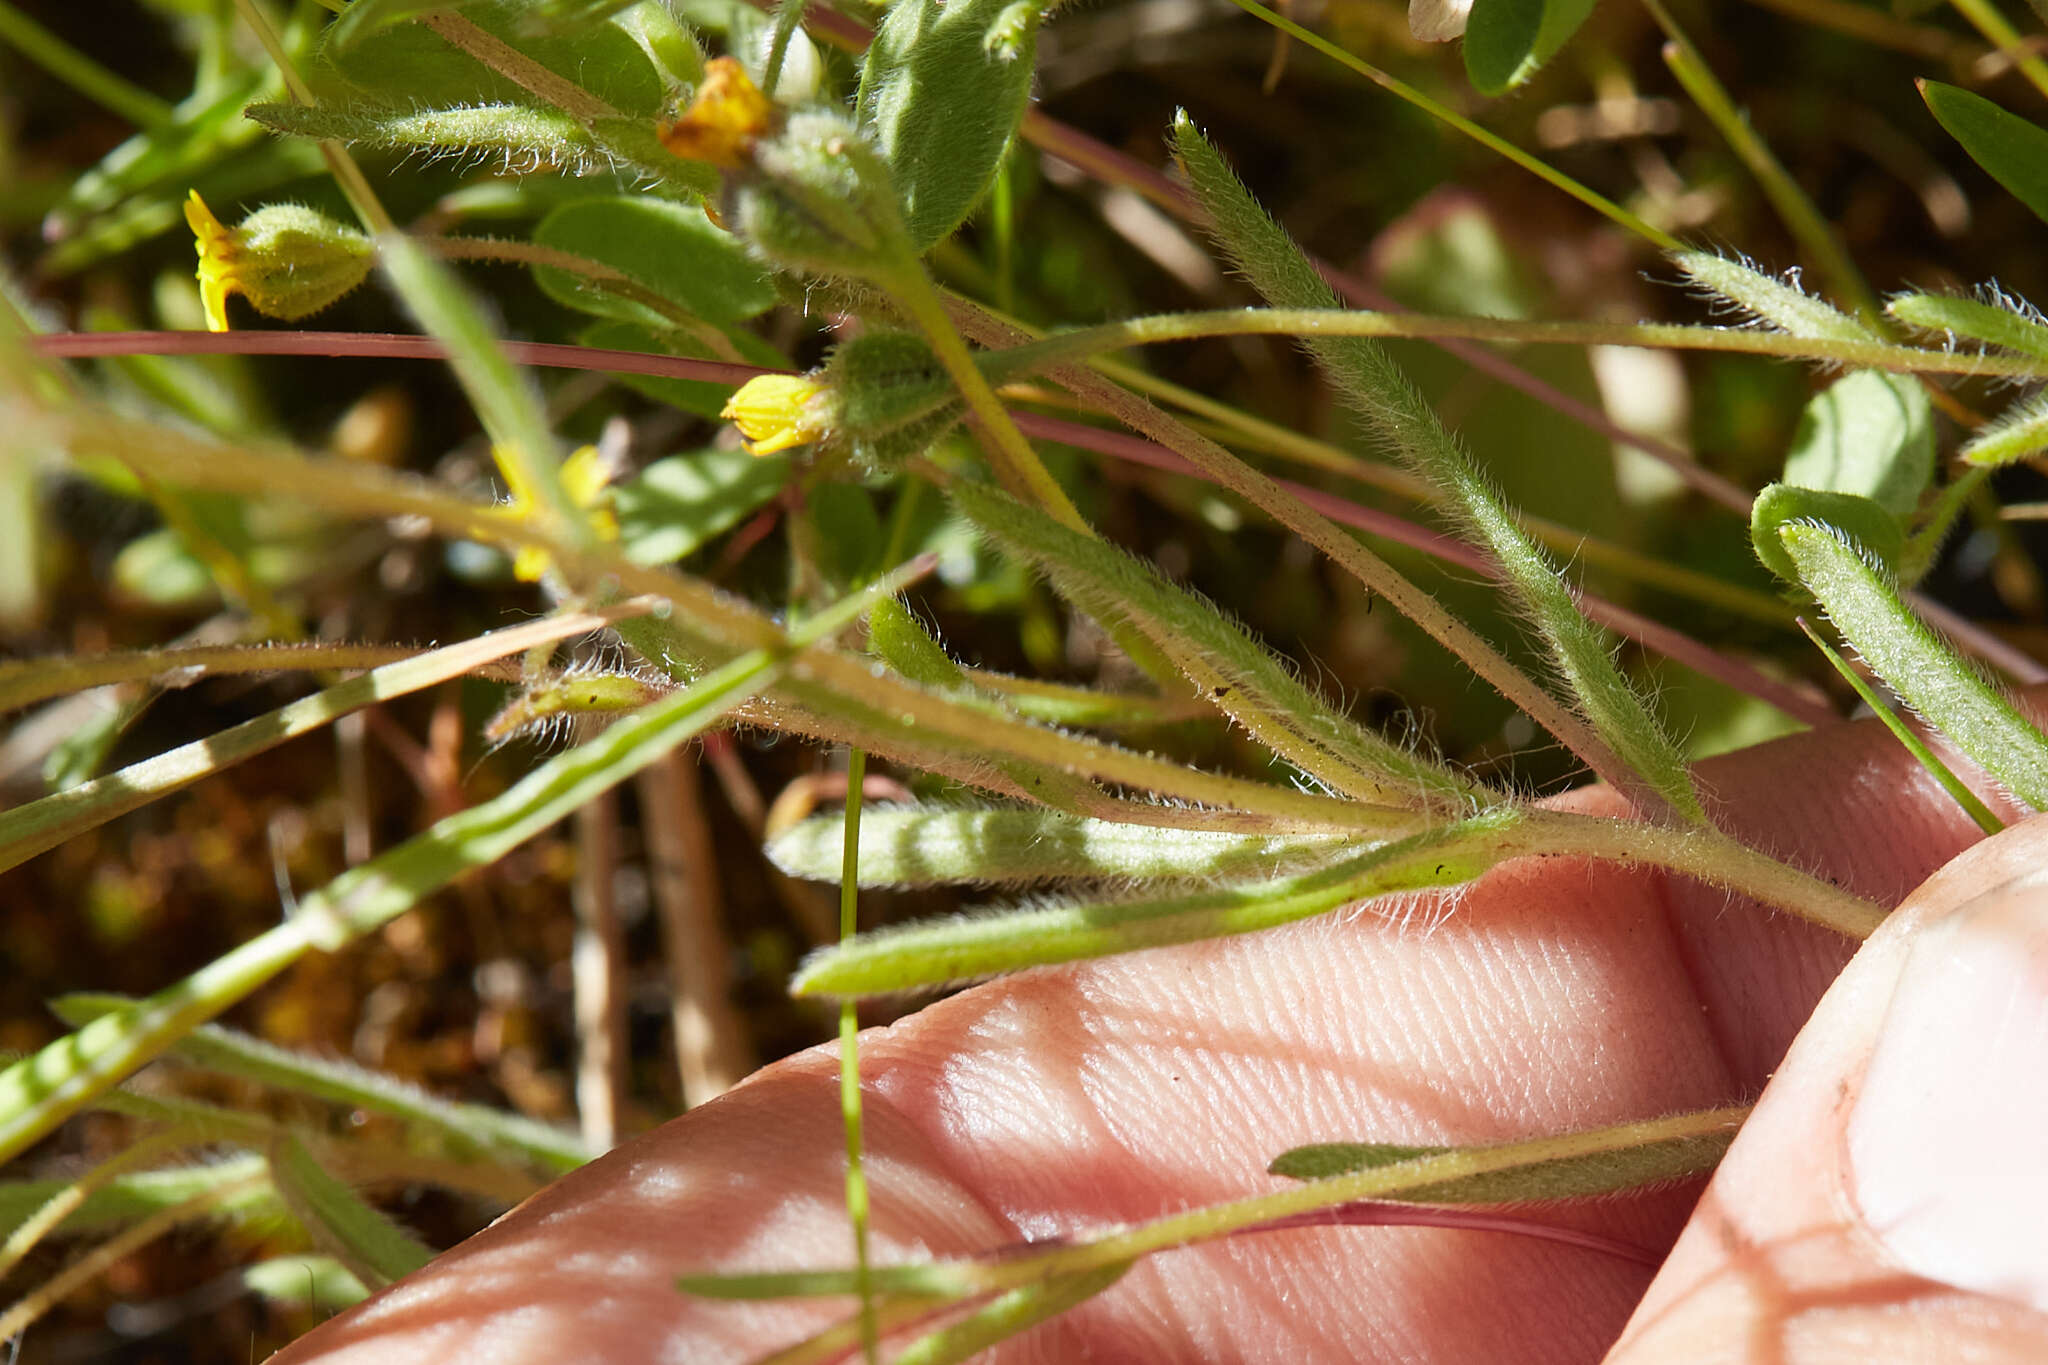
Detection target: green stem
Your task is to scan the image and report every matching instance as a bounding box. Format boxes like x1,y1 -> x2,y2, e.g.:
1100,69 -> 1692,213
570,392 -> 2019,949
0,0 -> 172,128
890,272 -> 1088,530
1797,619 -> 2004,835
230,0 -> 396,235
987,307 -> 2024,379
992,1107 -> 1749,1287
1644,0 -> 1885,327
837,749 -> 880,1365
1219,0 -> 1682,251
1043,356 -> 1639,799
1523,808 -> 1886,938
419,9 -> 620,121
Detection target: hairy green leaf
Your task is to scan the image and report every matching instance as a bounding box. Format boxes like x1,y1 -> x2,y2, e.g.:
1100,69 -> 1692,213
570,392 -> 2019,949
1888,290 -> 2048,362
769,806 -> 1356,886
952,479 -> 1479,808
1796,620 -> 2002,835
315,0 -> 665,116
1673,250 -> 1873,342
532,196 -> 776,327
1960,389 -> 2048,467
791,811 -> 1521,997
246,101 -> 620,180
1269,1125 -> 1734,1200
867,598 -> 970,690
269,1138 -> 435,1290
859,0 -> 1043,250
1173,116 -> 1703,823
1781,522 -> 2048,809
1782,369 -> 1932,521
1751,483 -> 1903,582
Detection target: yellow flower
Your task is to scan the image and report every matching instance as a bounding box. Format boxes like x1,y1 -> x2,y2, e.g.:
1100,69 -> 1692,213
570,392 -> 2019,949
659,57 -> 778,170
184,190 -> 240,333
500,445 -> 620,583
182,190 -> 374,332
722,373 -> 831,456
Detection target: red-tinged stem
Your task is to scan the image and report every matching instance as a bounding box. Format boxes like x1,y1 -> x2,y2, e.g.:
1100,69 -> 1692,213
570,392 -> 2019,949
1008,411 -> 1837,728
1236,1199 -> 1663,1267
31,329 -> 763,387
30,329 -> 1839,719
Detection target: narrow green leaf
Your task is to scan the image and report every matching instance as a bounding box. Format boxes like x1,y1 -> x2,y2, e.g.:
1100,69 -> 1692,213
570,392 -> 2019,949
532,196 -> 777,327
1463,0 -> 1596,95
1795,619 -> 2002,836
859,0 -> 1043,250
1887,290 -> 2048,363
769,806 -> 1354,887
269,1137 -> 435,1290
1921,80 -> 2048,228
1780,521 -> 2048,809
1172,116 -> 1703,823
246,101 -> 618,180
1673,250 -> 1873,342
1960,388 -> 2048,467
951,479 -> 1479,808
1782,369 -> 1933,521
1269,1125 -> 1734,1201
1266,1141 -> 1439,1181
50,996 -> 590,1175
1751,483 -> 1904,583
791,811 -> 1522,997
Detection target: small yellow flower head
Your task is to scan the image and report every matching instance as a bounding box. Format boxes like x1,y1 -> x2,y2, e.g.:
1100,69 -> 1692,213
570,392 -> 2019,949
660,57 -> 779,171
500,444 -> 621,583
721,373 -> 832,456
183,190 -> 375,333
184,191 -> 240,333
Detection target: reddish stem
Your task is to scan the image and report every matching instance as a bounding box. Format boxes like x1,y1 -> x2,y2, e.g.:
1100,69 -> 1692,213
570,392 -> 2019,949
32,329 -> 1836,723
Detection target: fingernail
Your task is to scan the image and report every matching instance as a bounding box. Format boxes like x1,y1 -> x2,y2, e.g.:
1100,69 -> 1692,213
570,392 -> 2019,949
1847,869 -> 2048,1313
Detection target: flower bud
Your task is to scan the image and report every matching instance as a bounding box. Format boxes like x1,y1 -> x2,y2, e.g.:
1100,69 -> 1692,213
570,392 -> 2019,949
721,332 -> 965,474
184,191 -> 375,332
722,373 -> 836,457
733,111 -> 912,286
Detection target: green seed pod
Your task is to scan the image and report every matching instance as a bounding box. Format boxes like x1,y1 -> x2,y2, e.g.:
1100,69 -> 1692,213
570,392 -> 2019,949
824,329 -> 963,471
186,192 -> 376,332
